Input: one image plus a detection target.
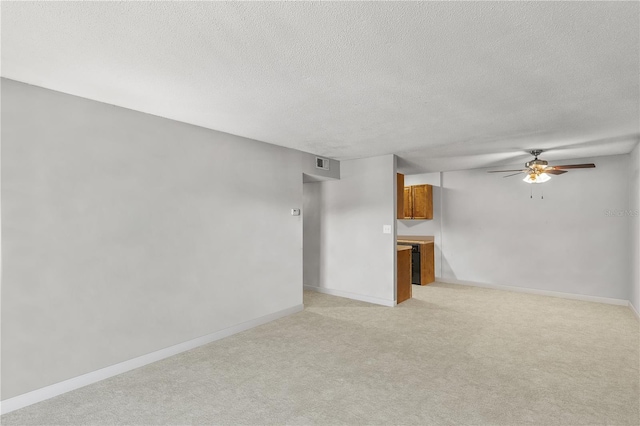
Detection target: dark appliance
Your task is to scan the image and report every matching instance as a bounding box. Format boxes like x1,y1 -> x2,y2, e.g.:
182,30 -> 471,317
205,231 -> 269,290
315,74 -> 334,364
397,243 -> 421,285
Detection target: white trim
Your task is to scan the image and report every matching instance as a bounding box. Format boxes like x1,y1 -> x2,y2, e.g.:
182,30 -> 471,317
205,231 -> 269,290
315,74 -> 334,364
0,304 -> 304,415
436,277 -> 629,306
303,285 -> 396,307
629,301 -> 640,321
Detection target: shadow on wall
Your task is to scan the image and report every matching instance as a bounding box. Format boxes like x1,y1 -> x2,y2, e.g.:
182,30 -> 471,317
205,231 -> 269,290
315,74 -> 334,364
401,220 -> 426,229
440,253 -> 456,282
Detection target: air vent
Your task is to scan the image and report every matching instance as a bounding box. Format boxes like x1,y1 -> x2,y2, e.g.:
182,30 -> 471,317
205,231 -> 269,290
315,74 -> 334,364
316,157 -> 330,170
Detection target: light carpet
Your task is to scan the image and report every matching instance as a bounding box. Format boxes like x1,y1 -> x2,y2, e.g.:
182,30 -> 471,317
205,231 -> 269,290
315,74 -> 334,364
2,283 -> 639,425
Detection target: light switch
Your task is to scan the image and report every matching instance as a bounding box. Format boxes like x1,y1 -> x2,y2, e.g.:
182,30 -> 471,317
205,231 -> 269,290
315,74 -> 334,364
383,225 -> 392,234
291,208 -> 301,216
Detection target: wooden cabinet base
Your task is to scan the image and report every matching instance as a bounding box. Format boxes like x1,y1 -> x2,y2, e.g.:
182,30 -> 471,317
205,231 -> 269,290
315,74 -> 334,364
397,246 -> 412,304
397,237 -> 435,286
420,242 -> 435,285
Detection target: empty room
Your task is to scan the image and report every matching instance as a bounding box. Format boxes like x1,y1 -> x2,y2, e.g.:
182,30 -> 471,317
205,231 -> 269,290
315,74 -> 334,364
2,1 -> 639,425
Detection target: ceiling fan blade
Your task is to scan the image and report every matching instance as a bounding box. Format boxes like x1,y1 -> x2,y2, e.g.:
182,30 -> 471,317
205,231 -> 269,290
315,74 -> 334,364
548,163 -> 596,169
487,169 -> 527,173
503,172 -> 525,178
543,169 -> 568,175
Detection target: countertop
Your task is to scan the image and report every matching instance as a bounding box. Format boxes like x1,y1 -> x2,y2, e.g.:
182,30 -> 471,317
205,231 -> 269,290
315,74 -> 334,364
397,235 -> 435,244
397,245 -> 413,252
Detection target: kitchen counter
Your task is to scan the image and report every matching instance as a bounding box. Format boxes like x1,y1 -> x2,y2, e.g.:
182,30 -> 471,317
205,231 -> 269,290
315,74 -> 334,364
397,235 -> 434,244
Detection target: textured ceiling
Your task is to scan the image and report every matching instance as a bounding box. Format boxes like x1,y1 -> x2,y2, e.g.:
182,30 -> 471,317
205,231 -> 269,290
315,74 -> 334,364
2,1 -> 638,173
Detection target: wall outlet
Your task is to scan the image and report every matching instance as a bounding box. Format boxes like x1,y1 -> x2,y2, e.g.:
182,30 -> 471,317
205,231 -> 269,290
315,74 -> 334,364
291,208 -> 301,216
383,225 -> 392,234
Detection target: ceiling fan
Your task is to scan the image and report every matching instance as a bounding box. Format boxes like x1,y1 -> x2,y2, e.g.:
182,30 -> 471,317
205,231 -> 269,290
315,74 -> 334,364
488,150 -> 595,183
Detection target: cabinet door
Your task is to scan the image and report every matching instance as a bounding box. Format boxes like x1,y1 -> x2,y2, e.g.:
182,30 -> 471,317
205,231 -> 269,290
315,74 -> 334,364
396,173 -> 404,219
397,249 -> 412,303
412,184 -> 433,219
420,243 -> 435,285
403,187 -> 412,219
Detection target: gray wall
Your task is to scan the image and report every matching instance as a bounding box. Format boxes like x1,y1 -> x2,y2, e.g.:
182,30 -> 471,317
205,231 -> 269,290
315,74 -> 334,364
397,172 -> 442,277
1,79 -> 339,399
630,143 -> 640,312
302,182 -> 321,288
439,154 -> 631,300
305,155 -> 396,304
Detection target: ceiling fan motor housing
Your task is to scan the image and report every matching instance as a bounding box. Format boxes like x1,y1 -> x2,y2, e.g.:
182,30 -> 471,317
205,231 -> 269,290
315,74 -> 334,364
525,159 -> 548,171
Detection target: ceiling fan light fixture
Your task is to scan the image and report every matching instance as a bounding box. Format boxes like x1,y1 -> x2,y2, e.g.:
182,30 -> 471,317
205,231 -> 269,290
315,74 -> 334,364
523,173 -> 551,184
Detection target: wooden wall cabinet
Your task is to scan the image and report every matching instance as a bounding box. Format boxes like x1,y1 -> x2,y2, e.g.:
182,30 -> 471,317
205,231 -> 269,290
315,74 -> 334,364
396,173 -> 404,220
402,184 -> 433,220
403,187 -> 412,219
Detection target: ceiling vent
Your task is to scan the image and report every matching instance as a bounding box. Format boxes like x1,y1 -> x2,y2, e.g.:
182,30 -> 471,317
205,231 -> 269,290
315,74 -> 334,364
316,157 -> 330,170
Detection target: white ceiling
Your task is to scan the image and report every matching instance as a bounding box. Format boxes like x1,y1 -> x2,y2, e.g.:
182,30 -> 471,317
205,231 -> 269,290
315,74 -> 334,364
2,1 -> 638,173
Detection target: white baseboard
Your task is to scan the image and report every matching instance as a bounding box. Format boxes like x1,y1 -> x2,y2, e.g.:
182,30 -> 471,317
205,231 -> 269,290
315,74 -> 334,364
629,301 -> 640,321
0,304 -> 304,415
303,285 -> 396,307
436,277 -> 629,306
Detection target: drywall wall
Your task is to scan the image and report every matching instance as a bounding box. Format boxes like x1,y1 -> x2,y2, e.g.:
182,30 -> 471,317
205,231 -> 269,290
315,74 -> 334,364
1,79 -> 339,400
302,182 -> 321,288
440,154 -> 630,300
308,155 -> 396,304
630,142 -> 640,314
397,172 -> 442,277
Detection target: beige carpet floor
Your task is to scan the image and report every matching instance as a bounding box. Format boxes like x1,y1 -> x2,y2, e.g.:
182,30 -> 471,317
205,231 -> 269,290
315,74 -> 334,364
2,283 -> 639,425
